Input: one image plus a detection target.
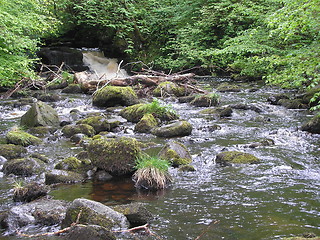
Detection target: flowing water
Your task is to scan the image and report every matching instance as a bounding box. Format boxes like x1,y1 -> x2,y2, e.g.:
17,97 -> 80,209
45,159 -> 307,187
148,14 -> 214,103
0,78 -> 319,240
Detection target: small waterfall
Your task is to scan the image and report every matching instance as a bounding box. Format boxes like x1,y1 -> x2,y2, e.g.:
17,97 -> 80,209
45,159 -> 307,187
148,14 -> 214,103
82,50 -> 128,79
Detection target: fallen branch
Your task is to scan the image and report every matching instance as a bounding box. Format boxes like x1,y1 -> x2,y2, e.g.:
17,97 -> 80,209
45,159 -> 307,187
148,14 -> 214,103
113,223 -> 163,240
194,220 -> 220,240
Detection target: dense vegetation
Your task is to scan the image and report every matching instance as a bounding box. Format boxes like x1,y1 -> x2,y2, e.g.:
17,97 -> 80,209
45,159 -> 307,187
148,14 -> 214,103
1,0 -> 319,108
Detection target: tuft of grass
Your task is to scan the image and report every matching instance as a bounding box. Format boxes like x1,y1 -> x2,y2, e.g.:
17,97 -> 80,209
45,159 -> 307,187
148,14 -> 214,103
133,154 -> 173,190
140,98 -> 177,116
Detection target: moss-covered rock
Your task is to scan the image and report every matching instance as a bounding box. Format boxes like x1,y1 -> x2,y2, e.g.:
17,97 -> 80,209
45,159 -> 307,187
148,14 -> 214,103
2,157 -> 45,176
6,130 -> 42,146
119,103 -> 146,123
178,95 -> 196,103
112,202 -> 153,227
190,93 -> 220,107
151,120 -> 192,138
55,156 -> 92,173
158,141 -> 192,167
87,137 -> 142,175
20,101 -> 60,128
77,115 -> 121,133
267,93 -> 290,105
134,114 -> 158,133
45,169 -> 85,185
216,82 -> 241,92
62,198 -> 129,230
215,151 -> 260,166
92,86 -> 139,107
0,144 -> 27,159
62,124 -> 95,138
13,182 -> 49,202
36,93 -> 61,102
28,126 -> 56,137
230,103 -> 262,113
301,114 -> 320,134
63,224 -> 116,240
178,165 -> 196,172
61,84 -> 83,94
153,81 -> 186,97
199,106 -> 232,118
278,98 -> 308,109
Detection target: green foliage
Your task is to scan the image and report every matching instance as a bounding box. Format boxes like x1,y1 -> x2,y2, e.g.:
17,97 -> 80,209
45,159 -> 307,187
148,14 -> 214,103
135,154 -> 170,173
142,98 -> 177,116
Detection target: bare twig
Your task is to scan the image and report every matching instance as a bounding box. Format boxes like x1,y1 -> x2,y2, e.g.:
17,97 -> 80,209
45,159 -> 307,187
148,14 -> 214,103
194,220 -> 220,240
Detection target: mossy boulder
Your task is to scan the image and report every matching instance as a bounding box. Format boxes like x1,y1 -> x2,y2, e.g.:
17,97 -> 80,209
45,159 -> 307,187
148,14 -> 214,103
112,202 -> 153,227
55,156 -> 92,173
28,126 -> 56,137
62,198 -> 129,230
134,114 -> 158,133
190,93 -> 220,107
36,93 -> 61,102
216,82 -> 241,92
0,144 -> 27,159
278,98 -> 307,109
119,103 -> 146,123
77,115 -> 121,133
61,84 -> 83,94
63,224 -> 116,240
151,120 -> 192,138
215,151 -> 260,166
20,101 -> 60,128
158,141 -> 192,167
301,115 -> 320,134
230,103 -> 262,113
153,81 -> 186,97
267,93 -> 290,105
199,106 -> 232,118
13,182 -> 49,202
92,86 -> 139,107
87,137 -> 142,175
45,169 -> 85,185
62,124 -> 95,138
2,157 -> 45,176
6,130 -> 42,146
178,165 -> 196,172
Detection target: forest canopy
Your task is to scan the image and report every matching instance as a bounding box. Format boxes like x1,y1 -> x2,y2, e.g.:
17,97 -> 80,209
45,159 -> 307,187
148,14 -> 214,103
0,0 -> 319,108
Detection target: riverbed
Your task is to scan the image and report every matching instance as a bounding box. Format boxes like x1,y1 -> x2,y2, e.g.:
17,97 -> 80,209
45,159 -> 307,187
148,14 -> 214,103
0,78 -> 319,239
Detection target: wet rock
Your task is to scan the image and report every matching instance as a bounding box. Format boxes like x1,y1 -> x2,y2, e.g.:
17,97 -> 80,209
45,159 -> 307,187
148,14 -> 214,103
178,165 -> 196,172
87,137 -> 141,176
62,124 -> 95,138
36,93 -> 61,102
178,95 -> 196,103
13,182 -> 49,202
230,103 -> 263,113
199,106 -> 233,118
153,81 -> 186,97
267,93 -> 289,105
158,141 -> 192,167
278,98 -> 307,109
216,82 -> 241,92
62,198 -> 129,230
92,86 -> 139,107
28,126 -> 57,137
301,114 -> 320,134
94,170 -> 113,181
151,120 -> 192,138
190,93 -> 220,107
112,202 -> 153,227
3,198 -> 69,232
29,153 -> 50,163
134,113 -> 158,133
63,224 -> 116,240
198,124 -> 222,132
77,115 -> 121,133
6,129 -> 42,146
45,169 -> 85,185
61,84 -> 83,94
70,133 -> 87,143
2,157 -> 45,176
248,139 -> 275,148
0,144 -> 27,159
215,151 -> 260,166
20,101 -> 60,128
55,156 -> 92,173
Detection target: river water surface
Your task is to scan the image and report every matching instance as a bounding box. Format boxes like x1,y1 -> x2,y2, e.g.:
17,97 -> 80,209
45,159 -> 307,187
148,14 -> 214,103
0,78 -> 319,239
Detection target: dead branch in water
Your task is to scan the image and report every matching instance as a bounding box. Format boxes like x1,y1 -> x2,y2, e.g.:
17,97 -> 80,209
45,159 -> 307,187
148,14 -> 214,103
194,220 -> 220,240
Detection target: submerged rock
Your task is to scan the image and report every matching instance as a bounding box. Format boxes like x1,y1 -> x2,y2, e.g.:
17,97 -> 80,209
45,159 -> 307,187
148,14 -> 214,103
87,137 -> 141,175
62,198 -> 129,230
215,151 -> 260,166
6,129 -> 42,146
45,169 -> 85,185
151,120 -> 192,138
301,114 -> 320,134
199,106 -> 232,118
158,141 -> 192,167
20,101 -> 60,128
2,157 -> 45,176
0,144 -> 27,160
92,86 -> 139,107
134,113 -> 158,133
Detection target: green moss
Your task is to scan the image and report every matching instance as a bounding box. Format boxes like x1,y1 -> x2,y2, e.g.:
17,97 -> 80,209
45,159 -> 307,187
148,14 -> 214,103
62,124 -> 96,138
178,165 -> 196,172
153,81 -> 186,97
77,116 -> 119,133
134,113 -> 158,133
0,144 -> 27,159
55,157 -> 83,171
6,130 -> 42,146
28,126 -> 55,137
119,103 -> 146,123
190,93 -> 220,107
165,149 -> 192,166
216,151 -> 260,165
216,82 -> 241,92
152,120 -> 192,137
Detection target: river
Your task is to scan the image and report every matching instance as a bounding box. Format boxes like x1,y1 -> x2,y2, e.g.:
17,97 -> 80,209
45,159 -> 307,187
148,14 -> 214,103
0,78 -> 319,239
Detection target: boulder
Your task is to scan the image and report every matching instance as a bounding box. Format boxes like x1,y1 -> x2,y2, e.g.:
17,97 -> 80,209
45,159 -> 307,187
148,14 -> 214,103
158,141 -> 192,167
153,81 -> 186,97
2,157 -> 45,176
199,106 -> 232,118
267,93 -> 290,105
151,120 -> 192,138
3,198 -> 69,233
28,126 -> 57,137
301,115 -> 320,134
119,104 -> 146,123
278,99 -> 307,109
36,93 -> 61,102
87,137 -> 141,175
61,198 -> 129,230
216,82 -> 241,92
20,101 -> 60,128
215,151 -> 260,166
61,84 -> 83,94
62,124 -> 95,138
6,130 -> 42,146
92,86 -> 139,107
112,202 -> 153,227
0,144 -> 27,159
190,93 -> 220,107
54,156 -> 92,173
45,169 -> 85,185
63,224 -> 116,240
77,115 -> 121,133
178,165 -> 196,172
13,182 -> 49,202
134,114 -> 158,133
230,103 -> 262,113
178,95 -> 196,103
